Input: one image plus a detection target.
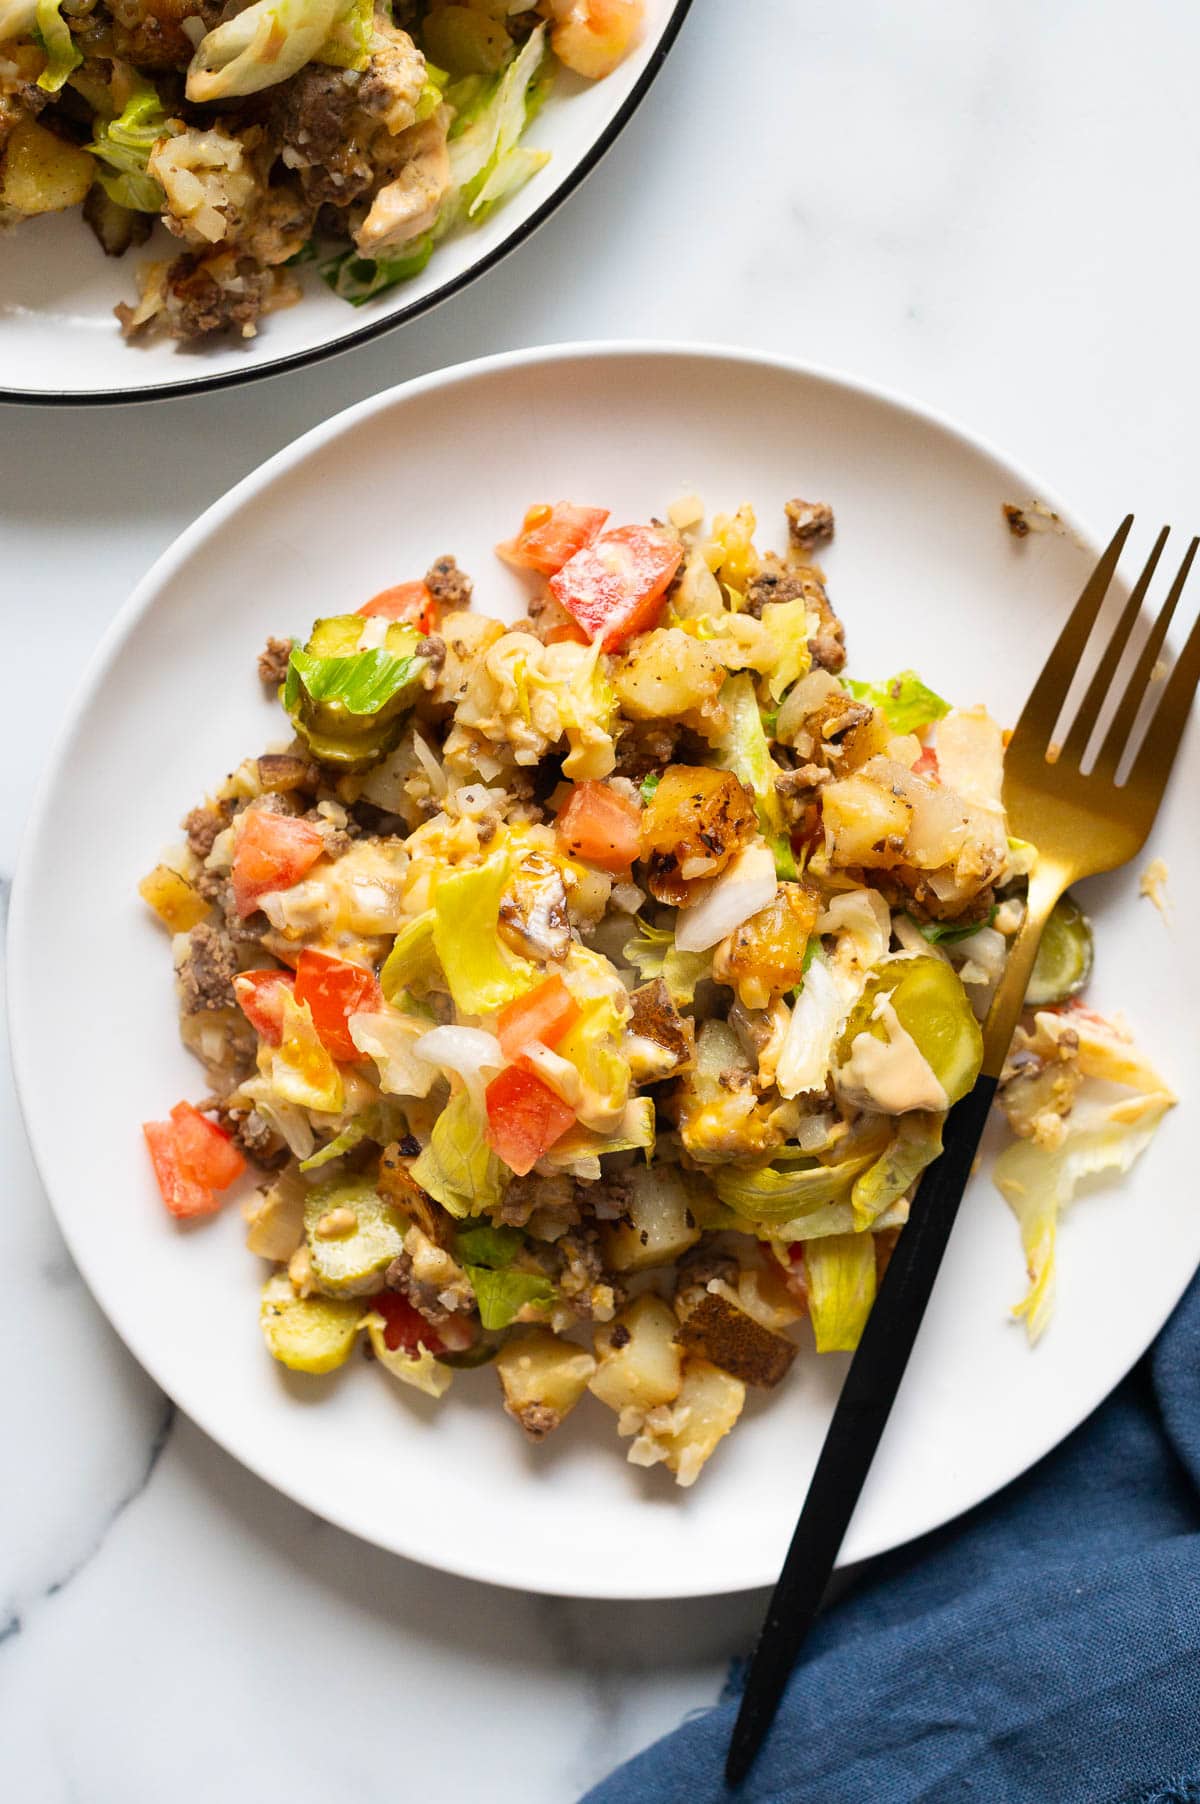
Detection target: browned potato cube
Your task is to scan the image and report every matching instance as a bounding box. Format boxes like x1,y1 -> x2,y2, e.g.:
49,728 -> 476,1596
2,120 -> 94,215
640,765 -> 757,903
712,881 -> 820,1008
675,1292 -> 797,1389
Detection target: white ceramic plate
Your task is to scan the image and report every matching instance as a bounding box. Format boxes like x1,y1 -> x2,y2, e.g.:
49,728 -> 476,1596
0,4 -> 689,405
10,345 -> 1197,1598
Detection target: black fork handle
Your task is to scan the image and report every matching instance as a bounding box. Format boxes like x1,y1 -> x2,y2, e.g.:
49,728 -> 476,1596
725,1075 -> 999,1789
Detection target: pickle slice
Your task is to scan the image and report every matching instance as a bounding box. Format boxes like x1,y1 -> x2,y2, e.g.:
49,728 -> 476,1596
842,954 -> 983,1107
1027,895 -> 1093,1007
260,1274 -> 363,1374
304,1179 -> 409,1297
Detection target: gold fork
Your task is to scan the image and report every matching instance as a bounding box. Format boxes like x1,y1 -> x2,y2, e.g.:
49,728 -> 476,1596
727,518 -> 1200,1788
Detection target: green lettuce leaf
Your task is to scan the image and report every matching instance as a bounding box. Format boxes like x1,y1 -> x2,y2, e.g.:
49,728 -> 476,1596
844,670 -> 949,735
299,1121 -> 366,1172
86,82 -> 171,210
447,24 -> 550,222
912,906 -> 998,945
320,231 -> 437,306
284,645 -> 423,718
186,0 -> 339,102
716,672 -> 795,878
994,1098 -> 1171,1343
35,0 -> 81,91
465,1265 -> 556,1330
639,772 -> 661,805
851,1111 -> 944,1228
315,0 -> 371,69
433,852 -> 535,1016
804,1232 -> 877,1353
454,1223 -> 524,1268
622,919 -> 711,1008
713,1148 -> 878,1223
380,914 -> 440,1004
411,1089 -> 505,1219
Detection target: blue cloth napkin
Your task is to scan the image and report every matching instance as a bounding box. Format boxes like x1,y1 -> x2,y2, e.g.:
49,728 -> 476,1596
584,1271 -> 1200,1804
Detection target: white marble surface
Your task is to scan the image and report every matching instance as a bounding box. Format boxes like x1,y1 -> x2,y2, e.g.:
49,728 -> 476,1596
4,1 -> 1200,1796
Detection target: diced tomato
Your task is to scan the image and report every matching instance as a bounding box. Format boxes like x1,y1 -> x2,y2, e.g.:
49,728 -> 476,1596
496,502 -> 610,577
496,974 -> 581,1060
233,968 -> 295,1046
143,1120 -> 218,1220
549,523 -> 682,650
912,745 -> 939,779
143,1103 -> 245,1220
293,949 -> 383,1062
555,781 -> 642,873
485,1065 -> 576,1177
169,1101 -> 247,1190
232,811 -> 325,919
357,580 -> 437,635
372,1289 -> 444,1357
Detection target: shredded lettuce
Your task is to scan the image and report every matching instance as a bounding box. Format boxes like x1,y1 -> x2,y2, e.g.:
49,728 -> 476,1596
622,919 -> 711,1007
716,673 -> 795,878
299,1121 -> 366,1172
639,772 -> 661,805
86,83 -> 172,211
465,1265 -> 556,1330
315,0 -> 371,70
347,1010 -> 438,1098
995,1095 -> 1172,1343
844,670 -> 949,735
543,1096 -> 655,1169
454,1223 -> 524,1268
186,0 -> 338,102
35,0 -> 80,92
433,852 -> 534,1016
805,1232 -> 877,1352
760,599 -> 814,703
285,645 -> 424,719
0,1 -> 37,40
914,906 -> 998,945
714,1146 -> 878,1223
380,914 -> 440,1004
320,232 -> 437,306
775,952 -> 846,1100
852,1111 -> 943,1228
411,1088 -> 505,1218
447,24 -> 550,222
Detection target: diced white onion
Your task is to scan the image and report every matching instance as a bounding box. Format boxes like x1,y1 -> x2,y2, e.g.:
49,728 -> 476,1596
776,956 -> 846,1099
675,842 -> 777,953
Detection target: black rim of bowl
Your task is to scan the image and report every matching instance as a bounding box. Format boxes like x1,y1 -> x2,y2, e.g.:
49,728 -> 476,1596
1,0 -> 694,409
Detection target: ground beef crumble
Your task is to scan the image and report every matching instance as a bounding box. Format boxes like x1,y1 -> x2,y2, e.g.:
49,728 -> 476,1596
177,921 -> 238,1012
257,636 -> 294,687
423,556 -> 473,608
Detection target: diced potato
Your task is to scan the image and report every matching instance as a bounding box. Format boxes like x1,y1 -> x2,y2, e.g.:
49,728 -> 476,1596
639,763 -> 757,902
304,1180 -> 408,1297
2,120 -> 94,215
625,978 -> 694,1081
820,770 -> 912,868
653,1359 -> 746,1487
496,1328 -> 596,1437
613,629 -> 725,726
601,1166 -> 702,1273
675,1292 -> 796,1389
836,708 -> 893,772
244,1169 -> 308,1262
713,881 -> 821,1009
260,1273 -> 363,1374
589,1294 -> 683,1413
139,863 -> 211,933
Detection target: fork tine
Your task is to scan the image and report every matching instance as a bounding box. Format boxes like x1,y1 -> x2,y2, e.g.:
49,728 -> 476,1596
1010,514 -> 1133,754
1059,526 -> 1169,767
1095,535 -> 1199,779
1123,598 -> 1200,802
